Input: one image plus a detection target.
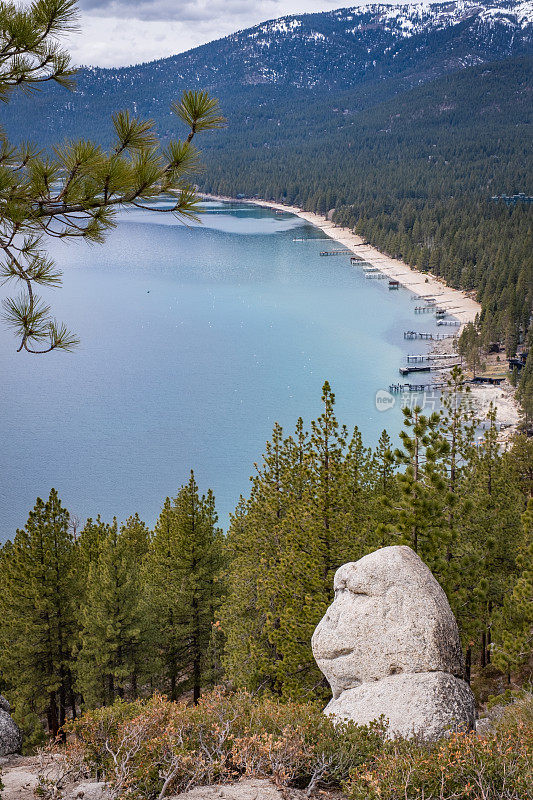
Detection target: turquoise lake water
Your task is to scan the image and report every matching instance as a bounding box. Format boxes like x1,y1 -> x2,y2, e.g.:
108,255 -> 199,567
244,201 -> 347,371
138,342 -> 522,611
0,202 -> 443,539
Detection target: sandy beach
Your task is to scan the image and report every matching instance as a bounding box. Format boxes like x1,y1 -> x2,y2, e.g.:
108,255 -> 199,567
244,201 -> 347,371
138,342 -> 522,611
202,195 -> 522,440
205,195 -> 481,322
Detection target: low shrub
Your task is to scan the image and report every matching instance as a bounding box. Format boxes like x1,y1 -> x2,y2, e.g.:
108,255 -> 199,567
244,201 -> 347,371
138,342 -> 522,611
12,704 -> 47,754
62,691 -> 533,799
64,688 -> 386,798
345,694 -> 533,800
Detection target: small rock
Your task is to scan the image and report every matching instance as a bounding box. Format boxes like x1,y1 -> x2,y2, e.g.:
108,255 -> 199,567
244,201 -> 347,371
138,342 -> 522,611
172,778 -> 285,798
0,695 -> 11,713
0,708 -> 22,756
67,780 -> 109,800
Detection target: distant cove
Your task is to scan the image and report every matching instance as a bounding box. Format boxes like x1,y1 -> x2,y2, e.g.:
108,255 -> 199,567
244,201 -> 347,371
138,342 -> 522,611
0,201 -> 444,539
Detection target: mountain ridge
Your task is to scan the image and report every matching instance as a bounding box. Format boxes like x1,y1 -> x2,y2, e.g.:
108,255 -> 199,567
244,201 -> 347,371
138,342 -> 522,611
3,0 -> 532,147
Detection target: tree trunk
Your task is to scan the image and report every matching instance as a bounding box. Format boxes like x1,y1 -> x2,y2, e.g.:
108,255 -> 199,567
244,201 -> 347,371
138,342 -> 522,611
58,681 -> 67,742
193,660 -> 201,705
70,688 -> 77,721
465,647 -> 471,684
192,592 -> 201,704
170,672 -> 176,702
48,692 -> 59,740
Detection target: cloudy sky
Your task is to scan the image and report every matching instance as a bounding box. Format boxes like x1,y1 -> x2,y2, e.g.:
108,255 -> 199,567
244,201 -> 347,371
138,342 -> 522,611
48,1 -> 359,68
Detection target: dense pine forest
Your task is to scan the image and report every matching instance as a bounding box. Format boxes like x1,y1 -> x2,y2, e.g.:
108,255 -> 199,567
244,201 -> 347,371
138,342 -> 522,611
1,377 -> 531,747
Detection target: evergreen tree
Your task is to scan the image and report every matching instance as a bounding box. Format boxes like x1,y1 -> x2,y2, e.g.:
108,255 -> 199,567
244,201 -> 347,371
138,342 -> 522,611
374,429 -> 395,497
77,518 -> 145,707
308,381 -> 350,581
0,0 -> 224,353
388,406 -> 449,570
457,322 -> 483,377
492,499 -> 533,674
222,422 -> 308,692
517,342 -> 533,427
0,490 -> 77,738
459,406 -> 523,672
505,434 -> 533,500
222,385 -> 381,697
143,479 -> 223,701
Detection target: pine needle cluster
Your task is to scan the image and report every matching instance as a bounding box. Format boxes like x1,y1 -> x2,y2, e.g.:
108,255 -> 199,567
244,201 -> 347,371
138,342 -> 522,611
0,1 -> 224,353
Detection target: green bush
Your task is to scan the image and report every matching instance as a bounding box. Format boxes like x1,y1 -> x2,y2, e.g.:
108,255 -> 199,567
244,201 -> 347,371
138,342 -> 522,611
486,687 -> 531,711
63,691 -> 533,799
345,695 -> 533,800
12,704 -> 47,754
65,689 -> 386,797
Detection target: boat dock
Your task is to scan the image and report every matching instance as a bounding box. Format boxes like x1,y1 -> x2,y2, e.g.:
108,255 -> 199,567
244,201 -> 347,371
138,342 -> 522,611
320,249 -> 353,256
404,331 -> 456,341
407,354 -> 459,363
399,365 -> 432,376
389,383 -> 444,393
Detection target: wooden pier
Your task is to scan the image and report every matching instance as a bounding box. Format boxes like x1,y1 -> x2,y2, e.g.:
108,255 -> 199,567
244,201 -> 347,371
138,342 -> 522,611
404,331 -> 434,340
404,331 -> 456,341
414,305 -> 435,313
399,365 -> 431,376
407,353 -> 459,363
437,320 -> 460,327
320,249 -> 353,256
389,383 -> 443,393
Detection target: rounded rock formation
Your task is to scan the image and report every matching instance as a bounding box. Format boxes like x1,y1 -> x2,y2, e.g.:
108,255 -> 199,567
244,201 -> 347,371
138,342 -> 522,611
312,545 -> 476,740
0,696 -> 22,756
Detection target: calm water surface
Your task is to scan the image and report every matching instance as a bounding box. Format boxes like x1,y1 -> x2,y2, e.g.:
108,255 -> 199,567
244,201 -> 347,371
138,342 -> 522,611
0,202 -> 442,538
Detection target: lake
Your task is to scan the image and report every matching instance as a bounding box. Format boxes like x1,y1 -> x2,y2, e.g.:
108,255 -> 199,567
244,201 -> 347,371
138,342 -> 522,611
0,202 -> 442,539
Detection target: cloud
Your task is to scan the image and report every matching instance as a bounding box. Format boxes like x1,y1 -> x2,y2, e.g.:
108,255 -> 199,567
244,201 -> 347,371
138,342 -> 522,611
59,0 -> 390,67
78,0 -> 274,24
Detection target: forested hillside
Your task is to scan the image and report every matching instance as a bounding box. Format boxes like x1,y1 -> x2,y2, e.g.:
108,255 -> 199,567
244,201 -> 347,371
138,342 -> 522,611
3,1 -> 532,407
1,379 -> 532,746
198,56 -> 532,366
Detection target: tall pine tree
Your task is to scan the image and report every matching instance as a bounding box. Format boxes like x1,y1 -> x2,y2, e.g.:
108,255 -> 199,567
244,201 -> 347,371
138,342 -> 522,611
77,518 -> 146,707
0,490 -> 77,738
143,478 -> 223,702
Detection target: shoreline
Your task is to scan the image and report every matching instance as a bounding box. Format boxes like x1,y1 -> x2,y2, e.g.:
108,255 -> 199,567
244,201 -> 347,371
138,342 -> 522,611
202,194 -> 481,323
202,194 -> 521,441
